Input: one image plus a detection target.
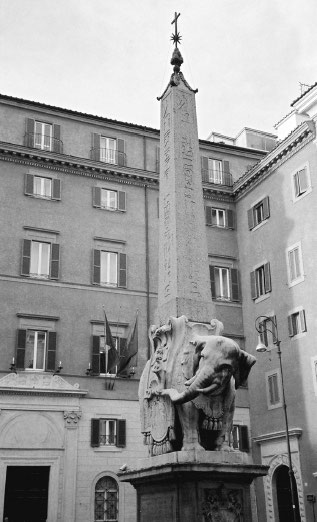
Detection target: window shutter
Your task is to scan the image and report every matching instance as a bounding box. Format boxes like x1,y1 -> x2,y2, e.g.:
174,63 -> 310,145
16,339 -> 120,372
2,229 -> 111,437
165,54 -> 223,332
201,156 -> 209,182
16,329 -> 27,368
288,315 -> 294,337
227,209 -> 235,229
21,239 -> 31,276
53,124 -> 61,153
118,139 -> 126,166
118,191 -> 126,211
46,331 -> 57,371
239,426 -> 249,452
93,250 -> 101,284
156,146 -> 160,173
268,375 -> 276,404
299,168 -> 308,193
92,133 -> 101,161
223,161 -> 230,184
25,173 -> 34,195
250,271 -> 257,300
247,208 -> 254,230
91,419 -> 100,447
116,419 -> 126,447
50,243 -> 60,280
299,310 -> 307,332
271,315 -> 277,344
52,179 -> 61,200
209,266 -> 216,299
232,426 -> 239,449
205,206 -> 212,225
118,253 -> 127,288
263,196 -> 270,220
92,335 -> 100,374
93,187 -> 101,208
264,263 -> 271,293
231,268 -> 240,301
25,118 -> 35,147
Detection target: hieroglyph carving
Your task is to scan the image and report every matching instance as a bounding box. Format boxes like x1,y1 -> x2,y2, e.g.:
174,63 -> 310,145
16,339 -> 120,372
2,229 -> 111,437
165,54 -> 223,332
139,316 -> 255,455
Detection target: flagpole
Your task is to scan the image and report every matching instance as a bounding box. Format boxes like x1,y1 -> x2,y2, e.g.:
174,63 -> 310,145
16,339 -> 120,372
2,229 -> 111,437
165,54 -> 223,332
103,306 -> 108,374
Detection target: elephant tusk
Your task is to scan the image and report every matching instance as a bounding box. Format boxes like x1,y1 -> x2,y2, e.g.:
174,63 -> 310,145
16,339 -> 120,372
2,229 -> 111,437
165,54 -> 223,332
196,383 -> 218,394
184,374 -> 197,386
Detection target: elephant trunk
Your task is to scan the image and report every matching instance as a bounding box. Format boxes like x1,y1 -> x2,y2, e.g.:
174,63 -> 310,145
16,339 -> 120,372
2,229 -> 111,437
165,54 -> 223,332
166,370 -> 216,404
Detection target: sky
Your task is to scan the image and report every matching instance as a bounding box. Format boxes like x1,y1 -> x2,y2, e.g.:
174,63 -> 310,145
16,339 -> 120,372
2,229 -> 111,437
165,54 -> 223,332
1,0 -> 317,140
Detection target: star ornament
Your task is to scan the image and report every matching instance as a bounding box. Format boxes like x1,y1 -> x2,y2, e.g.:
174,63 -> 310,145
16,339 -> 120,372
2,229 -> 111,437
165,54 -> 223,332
171,32 -> 182,46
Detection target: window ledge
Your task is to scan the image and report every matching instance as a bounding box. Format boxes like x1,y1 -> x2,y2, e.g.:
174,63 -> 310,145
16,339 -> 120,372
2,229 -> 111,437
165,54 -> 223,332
93,446 -> 123,453
293,186 -> 312,203
288,276 -> 305,288
251,219 -> 269,232
290,332 -> 307,341
254,293 -> 271,304
268,402 -> 283,410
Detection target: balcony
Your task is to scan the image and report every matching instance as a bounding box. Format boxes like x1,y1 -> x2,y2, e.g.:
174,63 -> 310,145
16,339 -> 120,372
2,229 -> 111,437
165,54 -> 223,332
25,133 -> 63,154
201,169 -> 233,187
91,147 -> 126,167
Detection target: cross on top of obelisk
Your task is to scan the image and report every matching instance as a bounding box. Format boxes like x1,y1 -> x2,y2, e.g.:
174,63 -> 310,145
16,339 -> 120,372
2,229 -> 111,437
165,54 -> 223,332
171,12 -> 182,47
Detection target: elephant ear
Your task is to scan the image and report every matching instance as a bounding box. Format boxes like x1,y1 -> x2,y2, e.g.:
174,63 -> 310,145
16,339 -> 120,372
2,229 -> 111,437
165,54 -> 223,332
235,350 -> 256,389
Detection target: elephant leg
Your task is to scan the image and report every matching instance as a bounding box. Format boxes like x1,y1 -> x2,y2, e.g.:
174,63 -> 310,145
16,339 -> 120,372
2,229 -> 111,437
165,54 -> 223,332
215,394 -> 235,451
177,403 -> 205,451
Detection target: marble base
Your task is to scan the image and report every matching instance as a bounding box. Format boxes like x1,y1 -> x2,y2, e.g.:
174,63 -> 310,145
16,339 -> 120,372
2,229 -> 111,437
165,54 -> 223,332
119,450 -> 268,522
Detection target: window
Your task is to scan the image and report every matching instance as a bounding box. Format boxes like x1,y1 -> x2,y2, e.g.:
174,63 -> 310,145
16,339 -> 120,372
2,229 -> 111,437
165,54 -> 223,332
287,243 -> 304,285
205,207 -> 235,229
94,476 -> 119,522
25,174 -> 61,200
210,266 -> 240,301
25,118 -> 62,153
92,335 -> 127,375
93,250 -> 127,288
91,419 -> 126,448
231,425 -> 249,452
266,370 -> 282,409
248,197 -> 270,230
201,157 -> 231,186
21,239 -> 60,280
93,187 -> 126,211
92,133 -> 126,166
293,166 -> 310,199
16,328 -> 56,371
288,309 -> 307,337
250,262 -> 271,300
35,121 -> 52,151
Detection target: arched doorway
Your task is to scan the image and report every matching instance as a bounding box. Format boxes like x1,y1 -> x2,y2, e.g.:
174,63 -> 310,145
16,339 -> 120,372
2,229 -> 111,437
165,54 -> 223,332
274,465 -> 300,522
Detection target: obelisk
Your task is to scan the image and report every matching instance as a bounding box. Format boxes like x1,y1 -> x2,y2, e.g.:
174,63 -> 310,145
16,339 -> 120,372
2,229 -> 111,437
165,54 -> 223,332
157,19 -> 215,325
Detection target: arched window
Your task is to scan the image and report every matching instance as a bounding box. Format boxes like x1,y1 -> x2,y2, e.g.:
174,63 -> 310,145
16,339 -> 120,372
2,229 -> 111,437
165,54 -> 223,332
94,476 -> 119,522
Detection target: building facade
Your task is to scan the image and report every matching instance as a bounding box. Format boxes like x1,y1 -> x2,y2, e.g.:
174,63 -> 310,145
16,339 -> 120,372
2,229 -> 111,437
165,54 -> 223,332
0,93 -> 265,522
0,84 -> 316,521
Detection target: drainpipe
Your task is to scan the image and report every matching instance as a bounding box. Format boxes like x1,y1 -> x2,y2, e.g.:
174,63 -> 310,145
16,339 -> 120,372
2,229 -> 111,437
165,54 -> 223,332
144,184 -> 150,359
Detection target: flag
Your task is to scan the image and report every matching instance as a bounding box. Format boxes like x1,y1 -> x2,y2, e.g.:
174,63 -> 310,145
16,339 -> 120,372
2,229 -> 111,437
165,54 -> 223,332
103,308 -> 119,373
118,312 -> 138,375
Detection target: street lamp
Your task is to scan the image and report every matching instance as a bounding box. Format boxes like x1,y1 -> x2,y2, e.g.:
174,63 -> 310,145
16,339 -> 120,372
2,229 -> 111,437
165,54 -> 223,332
255,315 -> 299,522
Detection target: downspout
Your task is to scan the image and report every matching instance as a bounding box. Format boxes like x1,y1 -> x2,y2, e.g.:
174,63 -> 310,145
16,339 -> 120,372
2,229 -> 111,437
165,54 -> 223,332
144,184 -> 151,359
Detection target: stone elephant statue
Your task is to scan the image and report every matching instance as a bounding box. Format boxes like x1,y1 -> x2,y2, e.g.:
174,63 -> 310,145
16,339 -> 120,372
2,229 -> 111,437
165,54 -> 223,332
139,316 -> 255,454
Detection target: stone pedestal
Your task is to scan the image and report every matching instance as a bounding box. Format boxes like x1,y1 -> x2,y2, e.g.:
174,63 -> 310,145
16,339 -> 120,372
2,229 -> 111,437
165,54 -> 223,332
119,450 -> 268,522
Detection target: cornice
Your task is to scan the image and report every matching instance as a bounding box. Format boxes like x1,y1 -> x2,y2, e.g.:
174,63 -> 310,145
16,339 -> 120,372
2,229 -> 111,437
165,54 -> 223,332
233,121 -> 315,199
0,142 -> 160,188
253,428 -> 302,443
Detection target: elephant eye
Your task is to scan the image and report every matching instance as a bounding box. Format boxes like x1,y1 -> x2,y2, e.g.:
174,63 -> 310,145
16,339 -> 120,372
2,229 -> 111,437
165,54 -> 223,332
218,364 -> 232,372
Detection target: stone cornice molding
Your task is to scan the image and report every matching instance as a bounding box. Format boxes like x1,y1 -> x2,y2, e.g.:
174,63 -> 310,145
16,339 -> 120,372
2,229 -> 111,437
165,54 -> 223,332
253,427 -> 302,444
17,313 -> 60,321
234,121 -> 315,199
0,373 -> 87,397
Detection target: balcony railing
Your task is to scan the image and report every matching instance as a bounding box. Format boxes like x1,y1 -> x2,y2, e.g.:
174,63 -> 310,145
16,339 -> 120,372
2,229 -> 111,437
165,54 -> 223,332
25,133 -> 63,154
91,147 -> 126,167
202,169 -> 233,187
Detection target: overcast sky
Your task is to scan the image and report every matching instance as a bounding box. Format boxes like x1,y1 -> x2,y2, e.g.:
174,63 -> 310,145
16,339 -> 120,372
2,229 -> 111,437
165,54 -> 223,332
1,0 -> 317,139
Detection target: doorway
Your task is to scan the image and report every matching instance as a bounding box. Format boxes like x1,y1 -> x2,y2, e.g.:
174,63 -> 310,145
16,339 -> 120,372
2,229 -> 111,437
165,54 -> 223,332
3,466 -> 50,522
275,464 -> 300,522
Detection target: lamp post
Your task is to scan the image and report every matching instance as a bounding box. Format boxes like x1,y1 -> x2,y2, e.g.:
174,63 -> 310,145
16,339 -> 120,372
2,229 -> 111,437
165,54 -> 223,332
255,315 -> 299,522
